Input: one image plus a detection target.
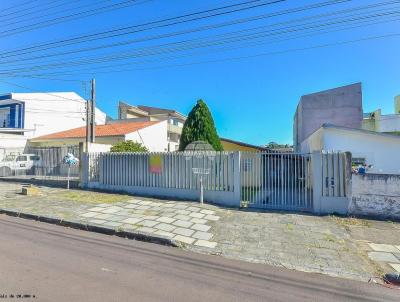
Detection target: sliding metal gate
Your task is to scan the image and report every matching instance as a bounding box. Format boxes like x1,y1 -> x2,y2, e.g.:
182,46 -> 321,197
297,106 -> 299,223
241,152 -> 313,211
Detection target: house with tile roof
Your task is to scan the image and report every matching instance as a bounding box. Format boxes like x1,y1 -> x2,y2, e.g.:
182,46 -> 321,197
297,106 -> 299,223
118,102 -> 186,151
0,92 -> 107,160
29,120 -> 169,152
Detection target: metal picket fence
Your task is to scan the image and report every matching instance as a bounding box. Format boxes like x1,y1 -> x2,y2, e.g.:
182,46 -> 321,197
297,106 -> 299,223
86,151 -> 235,192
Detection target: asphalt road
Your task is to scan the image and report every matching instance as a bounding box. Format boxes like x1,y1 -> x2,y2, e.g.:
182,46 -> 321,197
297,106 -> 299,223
0,215 -> 398,302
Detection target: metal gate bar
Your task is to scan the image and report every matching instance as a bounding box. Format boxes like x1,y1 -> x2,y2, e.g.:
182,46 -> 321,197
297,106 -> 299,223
241,152 -> 313,211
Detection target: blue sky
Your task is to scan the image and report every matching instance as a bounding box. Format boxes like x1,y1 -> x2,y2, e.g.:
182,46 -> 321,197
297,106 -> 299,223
0,0 -> 399,145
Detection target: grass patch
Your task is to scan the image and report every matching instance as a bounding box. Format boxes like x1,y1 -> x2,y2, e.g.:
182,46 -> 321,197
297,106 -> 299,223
330,216 -> 371,230
286,222 -> 294,231
51,190 -> 132,204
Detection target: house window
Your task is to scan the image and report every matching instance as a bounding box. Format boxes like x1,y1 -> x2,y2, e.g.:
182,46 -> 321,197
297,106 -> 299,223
16,156 -> 27,162
352,157 -> 366,166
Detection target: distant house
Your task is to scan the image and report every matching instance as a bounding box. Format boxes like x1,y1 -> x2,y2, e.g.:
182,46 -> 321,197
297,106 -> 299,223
300,124 -> 400,174
0,92 -> 106,159
118,102 -> 186,151
220,137 -> 269,152
30,120 -> 168,152
362,95 -> 400,134
293,83 -> 363,151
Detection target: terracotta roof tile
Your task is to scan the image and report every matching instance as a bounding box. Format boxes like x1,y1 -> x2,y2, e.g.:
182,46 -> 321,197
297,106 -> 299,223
34,121 -> 160,140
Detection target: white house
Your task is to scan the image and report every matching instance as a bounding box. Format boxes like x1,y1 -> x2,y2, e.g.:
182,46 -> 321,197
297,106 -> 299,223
301,124 -> 400,174
30,120 -> 169,152
0,92 -> 106,158
118,102 -> 186,151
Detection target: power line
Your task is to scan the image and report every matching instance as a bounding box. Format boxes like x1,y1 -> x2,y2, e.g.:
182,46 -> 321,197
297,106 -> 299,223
1,7 -> 399,74
0,0 -> 37,14
0,0 -> 356,64
0,0 -> 63,19
0,79 -> 87,103
4,31 -> 398,78
0,0 -> 287,57
0,0 -> 101,28
0,0 -> 149,38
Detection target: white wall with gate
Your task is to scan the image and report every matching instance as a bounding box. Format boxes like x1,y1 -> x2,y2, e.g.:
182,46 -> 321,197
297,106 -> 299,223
80,151 -> 352,212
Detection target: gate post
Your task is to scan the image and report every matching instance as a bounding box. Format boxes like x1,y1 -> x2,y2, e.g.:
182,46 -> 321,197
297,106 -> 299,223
233,151 -> 241,207
311,151 -> 322,214
79,153 -> 89,188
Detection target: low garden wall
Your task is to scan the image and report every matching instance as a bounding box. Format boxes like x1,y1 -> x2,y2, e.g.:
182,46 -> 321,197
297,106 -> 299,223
349,173 -> 400,220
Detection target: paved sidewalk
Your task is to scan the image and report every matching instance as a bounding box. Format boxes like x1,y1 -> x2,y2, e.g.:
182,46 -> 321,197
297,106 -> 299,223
1,181 -> 399,283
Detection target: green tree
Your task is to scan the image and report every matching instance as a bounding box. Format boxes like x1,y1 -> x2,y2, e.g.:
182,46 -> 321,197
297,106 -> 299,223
179,99 -> 223,151
110,140 -> 148,152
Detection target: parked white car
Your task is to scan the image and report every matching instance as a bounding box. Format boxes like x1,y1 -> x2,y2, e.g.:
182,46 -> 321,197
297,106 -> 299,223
0,154 -> 41,177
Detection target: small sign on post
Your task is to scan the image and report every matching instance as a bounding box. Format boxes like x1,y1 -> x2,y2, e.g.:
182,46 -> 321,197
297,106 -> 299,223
63,153 -> 79,190
192,167 -> 210,205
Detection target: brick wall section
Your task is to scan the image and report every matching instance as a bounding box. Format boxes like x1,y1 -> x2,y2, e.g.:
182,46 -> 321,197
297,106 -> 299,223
350,174 -> 400,219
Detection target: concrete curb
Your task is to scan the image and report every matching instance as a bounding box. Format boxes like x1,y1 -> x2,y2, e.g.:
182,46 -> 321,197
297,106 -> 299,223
0,209 -> 180,248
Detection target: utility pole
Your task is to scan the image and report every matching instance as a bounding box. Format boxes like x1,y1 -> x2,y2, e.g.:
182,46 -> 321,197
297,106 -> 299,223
90,78 -> 96,143
85,91 -> 91,152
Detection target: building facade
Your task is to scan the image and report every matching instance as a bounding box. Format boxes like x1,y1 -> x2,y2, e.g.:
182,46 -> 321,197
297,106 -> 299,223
300,124 -> 400,174
118,102 -> 186,151
30,120 -> 168,152
362,95 -> 400,134
293,83 -> 363,151
0,92 -> 106,159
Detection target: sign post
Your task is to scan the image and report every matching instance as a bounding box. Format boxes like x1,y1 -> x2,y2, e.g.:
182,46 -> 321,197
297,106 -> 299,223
192,168 -> 210,205
63,153 -> 79,190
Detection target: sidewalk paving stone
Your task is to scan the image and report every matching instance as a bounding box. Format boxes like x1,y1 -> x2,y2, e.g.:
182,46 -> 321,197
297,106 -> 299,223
156,217 -> 175,224
174,235 -> 195,244
191,224 -> 211,232
389,263 -> 400,272
81,212 -> 101,218
103,221 -> 122,228
369,243 -> 400,253
154,230 -> 174,238
368,251 -> 400,263
172,220 -> 193,228
204,214 -> 220,221
189,212 -> 205,219
200,209 -> 215,215
141,220 -> 159,227
194,240 -> 217,248
174,214 -> 191,221
173,227 -> 194,237
155,223 -> 176,232
193,231 -> 213,240
137,226 -> 156,233
190,218 -> 207,224
122,217 -> 143,225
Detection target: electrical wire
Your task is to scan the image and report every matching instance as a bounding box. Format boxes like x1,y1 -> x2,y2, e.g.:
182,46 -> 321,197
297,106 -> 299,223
1,7 -> 399,74
0,0 -> 149,38
0,0 -> 288,57
0,0 -> 361,64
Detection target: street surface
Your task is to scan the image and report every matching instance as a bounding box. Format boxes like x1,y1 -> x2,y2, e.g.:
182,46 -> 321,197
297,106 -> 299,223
0,215 -> 398,302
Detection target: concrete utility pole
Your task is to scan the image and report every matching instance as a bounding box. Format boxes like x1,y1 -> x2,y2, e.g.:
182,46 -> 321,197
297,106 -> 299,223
90,78 -> 96,143
85,91 -> 91,152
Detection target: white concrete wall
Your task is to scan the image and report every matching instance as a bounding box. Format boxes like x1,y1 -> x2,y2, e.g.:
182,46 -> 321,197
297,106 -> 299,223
350,174 -> 400,219
301,127 -> 400,174
300,128 -> 323,153
9,92 -> 106,138
0,133 -> 27,160
125,120 -> 168,152
322,128 -> 400,174
378,114 -> 400,132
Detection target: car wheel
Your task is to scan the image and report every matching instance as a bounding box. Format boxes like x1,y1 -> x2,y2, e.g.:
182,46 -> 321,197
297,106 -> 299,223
0,166 -> 12,177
